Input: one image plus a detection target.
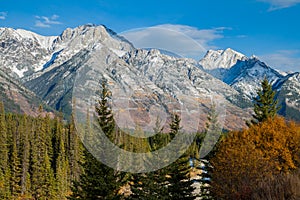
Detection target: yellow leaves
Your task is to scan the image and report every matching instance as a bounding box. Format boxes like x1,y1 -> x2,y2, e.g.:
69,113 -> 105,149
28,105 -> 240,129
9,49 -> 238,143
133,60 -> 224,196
210,116 -> 300,199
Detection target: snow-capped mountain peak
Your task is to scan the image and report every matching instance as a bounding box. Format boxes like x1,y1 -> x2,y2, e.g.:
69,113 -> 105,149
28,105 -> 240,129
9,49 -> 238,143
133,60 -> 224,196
199,48 -> 247,80
199,48 -> 247,70
1,24 -> 299,124
0,25 -> 133,78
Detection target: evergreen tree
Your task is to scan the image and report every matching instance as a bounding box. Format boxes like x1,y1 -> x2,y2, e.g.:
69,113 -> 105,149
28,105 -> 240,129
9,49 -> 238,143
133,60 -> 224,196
169,113 -> 181,140
10,123 -> 21,197
129,169 -> 169,200
53,116 -> 69,199
148,116 -> 169,151
19,115 -> 31,197
95,79 -> 115,140
197,159 -> 213,200
130,114 -> 194,199
69,80 -> 121,199
30,112 -> 55,199
253,77 -> 280,123
69,148 -> 121,200
166,156 -> 195,200
67,112 -> 83,183
0,102 -> 10,199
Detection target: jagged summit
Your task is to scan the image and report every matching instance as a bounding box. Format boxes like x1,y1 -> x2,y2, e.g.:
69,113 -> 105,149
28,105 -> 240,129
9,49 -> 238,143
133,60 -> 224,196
0,24 -> 133,78
200,48 -> 247,70
0,24 -> 299,124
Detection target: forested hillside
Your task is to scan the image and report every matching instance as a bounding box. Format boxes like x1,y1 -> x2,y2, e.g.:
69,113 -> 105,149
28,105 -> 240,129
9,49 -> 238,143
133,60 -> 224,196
0,77 -> 299,199
0,102 -> 83,199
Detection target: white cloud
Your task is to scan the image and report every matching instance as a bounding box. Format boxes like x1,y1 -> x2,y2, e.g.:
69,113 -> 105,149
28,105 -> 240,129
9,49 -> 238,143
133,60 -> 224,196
257,0 -> 300,10
35,14 -> 62,28
0,12 -> 7,20
258,50 -> 300,72
120,24 -> 228,60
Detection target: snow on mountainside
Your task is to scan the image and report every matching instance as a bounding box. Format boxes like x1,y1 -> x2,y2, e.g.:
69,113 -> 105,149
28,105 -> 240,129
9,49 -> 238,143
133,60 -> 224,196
0,28 -> 56,78
277,72 -> 300,121
1,24 -> 299,124
223,57 -> 284,98
200,48 -> 246,70
20,25 -> 250,130
199,48 -> 247,80
200,48 -> 300,120
0,25 -> 133,79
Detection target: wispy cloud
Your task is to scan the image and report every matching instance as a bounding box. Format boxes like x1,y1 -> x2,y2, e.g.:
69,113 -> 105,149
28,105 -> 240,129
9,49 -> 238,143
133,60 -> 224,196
257,0 -> 300,10
120,24 -> 228,60
0,12 -> 7,20
259,50 -> 300,72
35,14 -> 62,28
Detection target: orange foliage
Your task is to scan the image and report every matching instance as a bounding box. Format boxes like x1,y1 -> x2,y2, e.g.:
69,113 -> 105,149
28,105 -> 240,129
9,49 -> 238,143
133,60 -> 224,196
210,116 -> 300,199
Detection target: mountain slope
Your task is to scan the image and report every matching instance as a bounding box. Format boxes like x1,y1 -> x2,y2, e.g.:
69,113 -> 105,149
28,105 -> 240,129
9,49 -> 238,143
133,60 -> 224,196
0,28 -> 55,78
199,48 -> 247,80
277,72 -> 300,121
1,24 -> 299,126
22,25 -> 250,130
0,68 -> 52,115
200,49 -> 300,120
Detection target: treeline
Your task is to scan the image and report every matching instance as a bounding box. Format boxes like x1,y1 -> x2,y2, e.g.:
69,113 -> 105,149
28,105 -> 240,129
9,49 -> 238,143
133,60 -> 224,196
69,81 -> 205,199
0,77 -> 299,199
0,103 -> 83,199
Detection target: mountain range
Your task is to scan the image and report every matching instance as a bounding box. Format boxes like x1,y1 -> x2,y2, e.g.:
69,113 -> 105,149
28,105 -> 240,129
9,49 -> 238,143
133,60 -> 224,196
0,24 -> 299,131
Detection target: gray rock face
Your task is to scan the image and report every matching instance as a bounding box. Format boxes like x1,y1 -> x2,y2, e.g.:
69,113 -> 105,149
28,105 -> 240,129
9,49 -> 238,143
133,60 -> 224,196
0,68 -> 49,115
200,49 -> 300,120
199,48 -> 247,80
20,25 -> 249,130
1,24 -> 299,128
0,28 -> 54,78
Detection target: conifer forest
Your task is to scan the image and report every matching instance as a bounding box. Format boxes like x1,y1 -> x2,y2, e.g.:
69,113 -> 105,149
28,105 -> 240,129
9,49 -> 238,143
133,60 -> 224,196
0,78 -> 299,200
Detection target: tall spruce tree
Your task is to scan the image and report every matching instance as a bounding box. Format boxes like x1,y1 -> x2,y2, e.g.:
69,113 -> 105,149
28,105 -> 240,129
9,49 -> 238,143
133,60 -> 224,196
130,114 -> 194,199
30,110 -> 55,199
53,116 -> 69,199
67,112 -> 83,183
19,115 -> 31,197
166,114 -> 194,199
0,102 -> 11,199
10,122 -> 22,197
253,77 -> 280,123
69,80 -> 121,200
95,79 -> 115,141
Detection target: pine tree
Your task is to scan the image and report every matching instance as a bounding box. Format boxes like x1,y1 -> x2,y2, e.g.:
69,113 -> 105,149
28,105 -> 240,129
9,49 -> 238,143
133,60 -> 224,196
0,102 -> 11,199
148,116 -> 169,151
53,116 -> 69,199
10,123 -> 22,197
19,115 -> 31,197
197,159 -> 213,199
129,169 -> 169,200
30,112 -> 55,199
130,114 -> 194,199
166,156 -> 195,200
95,79 -> 115,140
169,113 -> 181,140
69,80 -> 121,199
253,77 -> 280,123
67,112 -> 83,183
69,148 -> 121,200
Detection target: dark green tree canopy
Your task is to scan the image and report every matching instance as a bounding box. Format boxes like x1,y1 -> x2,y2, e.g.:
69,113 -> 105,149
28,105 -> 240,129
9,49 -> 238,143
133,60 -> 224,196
95,79 -> 115,139
253,77 -> 280,123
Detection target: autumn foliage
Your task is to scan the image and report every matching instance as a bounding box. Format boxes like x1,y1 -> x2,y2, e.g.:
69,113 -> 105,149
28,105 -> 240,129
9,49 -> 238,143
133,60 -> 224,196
210,116 -> 300,199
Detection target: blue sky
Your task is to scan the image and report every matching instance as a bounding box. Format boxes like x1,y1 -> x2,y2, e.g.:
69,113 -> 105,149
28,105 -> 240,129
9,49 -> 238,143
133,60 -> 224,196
0,0 -> 300,72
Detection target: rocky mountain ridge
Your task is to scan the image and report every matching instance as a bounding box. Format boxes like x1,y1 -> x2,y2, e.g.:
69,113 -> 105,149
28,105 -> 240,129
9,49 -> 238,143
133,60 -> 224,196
0,24 -> 299,128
